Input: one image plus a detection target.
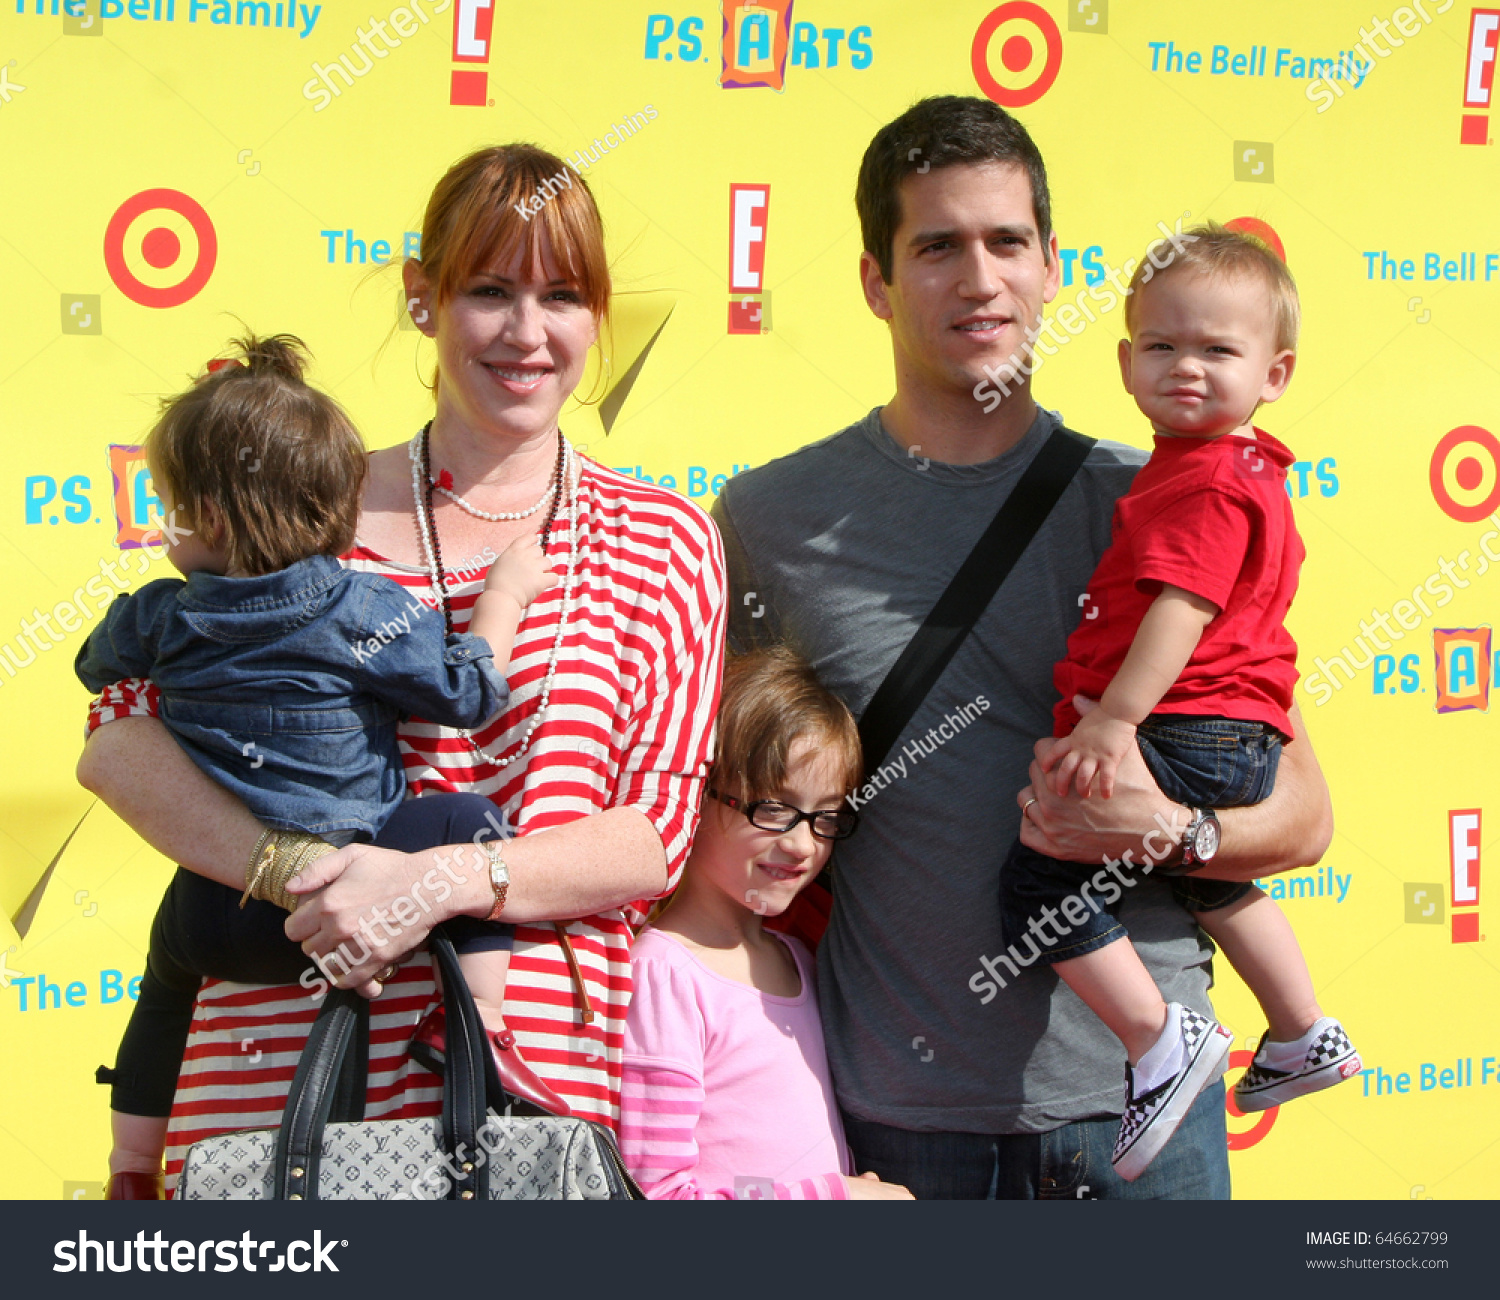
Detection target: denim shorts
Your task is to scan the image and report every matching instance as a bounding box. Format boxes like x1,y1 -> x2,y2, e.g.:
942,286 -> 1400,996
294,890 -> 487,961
999,716 -> 1283,963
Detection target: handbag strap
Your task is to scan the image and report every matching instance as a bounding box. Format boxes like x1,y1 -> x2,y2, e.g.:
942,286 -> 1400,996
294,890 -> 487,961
274,990 -> 367,1199
273,929 -> 499,1201
429,929 -> 494,1200
857,424 -> 1096,771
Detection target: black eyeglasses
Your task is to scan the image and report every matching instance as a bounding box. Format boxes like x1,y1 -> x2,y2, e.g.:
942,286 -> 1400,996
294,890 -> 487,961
707,788 -> 859,840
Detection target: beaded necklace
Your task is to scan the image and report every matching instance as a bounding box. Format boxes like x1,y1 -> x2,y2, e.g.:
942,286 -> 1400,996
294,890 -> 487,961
408,423 -> 577,770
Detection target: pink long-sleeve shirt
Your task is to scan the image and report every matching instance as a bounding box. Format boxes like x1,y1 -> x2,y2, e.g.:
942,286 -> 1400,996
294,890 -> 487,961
620,927 -> 850,1199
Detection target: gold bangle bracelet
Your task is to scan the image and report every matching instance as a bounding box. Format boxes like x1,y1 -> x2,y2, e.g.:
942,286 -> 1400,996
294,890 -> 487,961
249,832 -> 334,912
239,828 -> 277,910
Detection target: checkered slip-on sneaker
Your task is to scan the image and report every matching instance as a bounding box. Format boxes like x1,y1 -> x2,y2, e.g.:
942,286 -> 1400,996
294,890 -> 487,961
1234,1018 -> 1362,1113
1111,1003 -> 1234,1182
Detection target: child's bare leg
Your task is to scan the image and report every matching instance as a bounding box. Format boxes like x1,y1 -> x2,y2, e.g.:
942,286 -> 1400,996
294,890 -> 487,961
1193,888 -> 1321,1043
1054,939 -> 1168,1064
1058,934 -> 1234,1180
457,948 -> 511,1035
110,1112 -> 169,1176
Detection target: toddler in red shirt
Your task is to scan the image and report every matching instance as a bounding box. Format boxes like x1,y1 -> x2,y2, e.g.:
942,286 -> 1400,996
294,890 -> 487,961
998,224 -> 1359,1181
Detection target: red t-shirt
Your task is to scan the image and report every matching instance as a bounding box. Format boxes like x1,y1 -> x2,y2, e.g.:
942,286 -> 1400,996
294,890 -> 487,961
1053,429 -> 1304,738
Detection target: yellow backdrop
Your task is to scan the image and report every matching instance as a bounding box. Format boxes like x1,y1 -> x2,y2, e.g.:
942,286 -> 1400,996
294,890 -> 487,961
2,0 -> 1496,1199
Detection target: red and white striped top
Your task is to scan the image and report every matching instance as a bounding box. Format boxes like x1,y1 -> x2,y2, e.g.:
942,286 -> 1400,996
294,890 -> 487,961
87,457 -> 726,1192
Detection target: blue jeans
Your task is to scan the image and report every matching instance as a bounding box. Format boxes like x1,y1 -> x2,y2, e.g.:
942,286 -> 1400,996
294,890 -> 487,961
999,716 -> 1281,961
843,1083 -> 1231,1200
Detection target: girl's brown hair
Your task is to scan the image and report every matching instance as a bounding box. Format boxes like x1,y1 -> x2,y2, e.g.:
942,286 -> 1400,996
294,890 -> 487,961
711,647 -> 863,806
146,334 -> 367,576
411,143 -> 611,394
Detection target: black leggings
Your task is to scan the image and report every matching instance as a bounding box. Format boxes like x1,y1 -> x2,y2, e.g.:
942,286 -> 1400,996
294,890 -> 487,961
103,792 -> 513,1117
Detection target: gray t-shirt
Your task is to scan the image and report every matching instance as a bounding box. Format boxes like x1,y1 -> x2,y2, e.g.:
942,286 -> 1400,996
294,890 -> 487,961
712,405 -> 1217,1134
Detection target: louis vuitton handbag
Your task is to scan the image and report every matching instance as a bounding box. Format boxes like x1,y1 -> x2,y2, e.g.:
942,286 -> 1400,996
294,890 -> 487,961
176,929 -> 641,1200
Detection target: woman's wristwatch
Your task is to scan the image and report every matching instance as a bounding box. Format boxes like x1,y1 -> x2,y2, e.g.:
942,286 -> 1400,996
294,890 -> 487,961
1156,807 -> 1221,876
481,839 -> 510,921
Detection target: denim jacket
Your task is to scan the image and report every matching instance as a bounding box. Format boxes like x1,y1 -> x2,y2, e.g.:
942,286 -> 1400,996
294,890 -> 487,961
75,555 -> 509,842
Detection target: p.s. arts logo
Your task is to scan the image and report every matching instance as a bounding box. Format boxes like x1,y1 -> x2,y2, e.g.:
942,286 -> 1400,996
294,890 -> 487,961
971,2 -> 1063,107
107,445 -> 163,549
1370,626 -> 1497,711
1434,626 -> 1492,712
720,0 -> 792,88
103,189 -> 216,308
642,5 -> 872,91
1462,7 -> 1498,144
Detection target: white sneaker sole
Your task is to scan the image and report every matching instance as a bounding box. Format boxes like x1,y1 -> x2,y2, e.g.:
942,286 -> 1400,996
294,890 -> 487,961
1114,1021 -> 1233,1182
1235,1052 -> 1363,1112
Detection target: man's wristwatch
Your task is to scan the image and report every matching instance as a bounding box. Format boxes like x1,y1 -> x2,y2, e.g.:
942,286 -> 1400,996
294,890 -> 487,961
1179,807 -> 1221,870
1156,807 -> 1221,876
481,839 -> 510,921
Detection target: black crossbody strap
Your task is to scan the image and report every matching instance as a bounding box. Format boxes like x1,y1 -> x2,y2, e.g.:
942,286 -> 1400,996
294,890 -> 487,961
857,426 -> 1096,771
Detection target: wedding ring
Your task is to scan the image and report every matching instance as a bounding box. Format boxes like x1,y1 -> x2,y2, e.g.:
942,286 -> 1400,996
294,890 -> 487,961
1022,798 -> 1039,824
375,964 -> 400,984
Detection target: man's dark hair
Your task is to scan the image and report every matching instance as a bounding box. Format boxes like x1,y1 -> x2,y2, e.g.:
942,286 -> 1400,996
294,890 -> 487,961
856,95 -> 1052,284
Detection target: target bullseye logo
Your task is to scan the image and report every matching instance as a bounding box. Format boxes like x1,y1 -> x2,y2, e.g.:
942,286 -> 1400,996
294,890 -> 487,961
104,188 -> 217,309
971,2 -> 1063,107
1225,1048 -> 1279,1150
1430,425 -> 1500,523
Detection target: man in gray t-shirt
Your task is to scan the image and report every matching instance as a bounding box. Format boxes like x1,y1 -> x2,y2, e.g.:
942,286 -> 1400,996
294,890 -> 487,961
711,97 -> 1331,1200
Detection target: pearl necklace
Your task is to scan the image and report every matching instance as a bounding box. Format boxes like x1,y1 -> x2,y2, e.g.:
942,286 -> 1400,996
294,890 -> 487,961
408,425 -> 579,771
430,464 -> 557,521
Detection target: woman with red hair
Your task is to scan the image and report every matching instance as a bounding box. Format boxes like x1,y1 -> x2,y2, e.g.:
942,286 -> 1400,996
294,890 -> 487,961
80,144 -> 725,1197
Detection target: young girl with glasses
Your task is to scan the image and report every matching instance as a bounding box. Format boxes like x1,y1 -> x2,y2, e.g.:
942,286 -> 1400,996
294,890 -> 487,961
617,647 -> 913,1200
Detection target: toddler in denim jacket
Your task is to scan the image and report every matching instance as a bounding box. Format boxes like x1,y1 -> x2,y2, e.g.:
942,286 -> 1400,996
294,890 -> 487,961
77,334 -> 553,1196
